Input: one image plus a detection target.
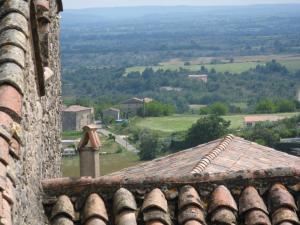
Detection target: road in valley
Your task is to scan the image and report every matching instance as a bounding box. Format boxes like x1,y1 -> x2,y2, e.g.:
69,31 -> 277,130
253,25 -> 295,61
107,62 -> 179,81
97,128 -> 139,154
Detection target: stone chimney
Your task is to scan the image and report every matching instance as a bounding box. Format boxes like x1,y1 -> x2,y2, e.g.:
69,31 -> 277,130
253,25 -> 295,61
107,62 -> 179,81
297,89 -> 300,102
78,124 -> 101,177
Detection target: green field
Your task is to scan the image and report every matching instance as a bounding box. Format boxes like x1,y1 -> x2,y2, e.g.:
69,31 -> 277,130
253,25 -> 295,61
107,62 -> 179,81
125,58 -> 300,74
62,135 -> 140,177
134,113 -> 299,133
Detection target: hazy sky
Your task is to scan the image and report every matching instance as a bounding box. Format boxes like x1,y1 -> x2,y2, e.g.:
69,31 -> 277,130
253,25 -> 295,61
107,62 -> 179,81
63,0 -> 300,9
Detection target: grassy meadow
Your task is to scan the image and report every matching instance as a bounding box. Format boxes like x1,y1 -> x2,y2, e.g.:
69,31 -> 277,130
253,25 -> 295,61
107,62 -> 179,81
134,112 -> 299,133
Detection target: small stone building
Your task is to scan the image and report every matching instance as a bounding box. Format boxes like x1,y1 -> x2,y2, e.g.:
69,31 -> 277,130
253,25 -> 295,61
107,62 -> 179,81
103,107 -> 120,121
62,105 -> 94,131
188,74 -> 208,83
120,97 -> 153,117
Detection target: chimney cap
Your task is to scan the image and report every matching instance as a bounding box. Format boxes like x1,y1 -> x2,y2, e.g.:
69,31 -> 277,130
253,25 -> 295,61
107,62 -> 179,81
78,125 -> 101,150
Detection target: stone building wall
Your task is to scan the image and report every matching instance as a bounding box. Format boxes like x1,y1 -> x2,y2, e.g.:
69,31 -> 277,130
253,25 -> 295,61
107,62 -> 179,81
10,1 -> 62,224
75,110 -> 93,131
63,109 -> 93,131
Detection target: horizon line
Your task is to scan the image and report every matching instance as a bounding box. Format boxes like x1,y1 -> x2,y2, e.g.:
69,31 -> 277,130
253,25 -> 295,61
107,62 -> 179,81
63,3 -> 300,10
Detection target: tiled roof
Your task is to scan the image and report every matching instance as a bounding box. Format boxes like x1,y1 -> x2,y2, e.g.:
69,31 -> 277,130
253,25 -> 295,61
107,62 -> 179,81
42,135 -> 300,225
103,135 -> 300,180
244,115 -> 286,123
104,108 -> 120,112
121,98 -> 144,104
43,183 -> 300,225
63,105 -> 92,112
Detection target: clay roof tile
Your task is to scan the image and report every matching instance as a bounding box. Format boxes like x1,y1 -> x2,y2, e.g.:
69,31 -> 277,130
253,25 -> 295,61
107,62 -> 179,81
239,186 -> 269,216
244,210 -> 272,225
178,206 -> 206,225
142,189 -> 168,213
272,208 -> 300,225
52,217 -> 74,225
115,211 -> 137,225
208,185 -> 238,214
113,188 -> 137,215
268,184 -> 297,213
210,208 -> 237,225
178,185 -> 204,211
82,193 -> 108,224
51,195 -> 75,221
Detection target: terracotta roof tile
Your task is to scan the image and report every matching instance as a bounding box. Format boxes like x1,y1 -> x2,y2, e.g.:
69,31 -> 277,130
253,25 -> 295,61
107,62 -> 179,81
239,186 -> 269,215
0,198 -> 12,225
51,195 -> 75,221
208,185 -> 237,214
244,115 -> 286,123
271,208 -> 299,225
244,210 -> 271,225
210,208 -> 236,225
115,211 -> 137,225
2,177 -> 15,205
268,184 -> 298,213
142,189 -> 168,213
178,185 -> 204,211
0,137 -> 9,165
82,194 -> 108,224
63,105 -> 92,112
113,188 -> 137,215
52,217 -> 74,225
184,220 -> 204,225
41,184 -> 300,225
178,206 -> 206,225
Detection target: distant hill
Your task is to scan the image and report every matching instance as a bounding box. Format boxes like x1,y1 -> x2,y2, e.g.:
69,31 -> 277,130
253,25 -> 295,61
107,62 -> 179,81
61,4 -> 300,24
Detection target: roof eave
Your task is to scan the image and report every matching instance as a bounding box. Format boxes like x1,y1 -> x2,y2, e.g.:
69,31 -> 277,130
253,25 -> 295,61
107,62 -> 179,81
42,166 -> 300,196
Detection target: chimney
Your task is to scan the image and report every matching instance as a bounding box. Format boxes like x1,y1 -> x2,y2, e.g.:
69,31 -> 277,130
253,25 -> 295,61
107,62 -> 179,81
78,124 -> 101,177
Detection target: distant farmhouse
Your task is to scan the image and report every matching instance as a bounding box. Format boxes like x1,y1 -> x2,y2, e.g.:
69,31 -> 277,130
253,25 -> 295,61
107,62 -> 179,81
120,97 -> 153,117
62,105 -> 94,131
102,107 -> 121,121
188,74 -> 208,83
160,86 -> 183,92
244,115 -> 285,127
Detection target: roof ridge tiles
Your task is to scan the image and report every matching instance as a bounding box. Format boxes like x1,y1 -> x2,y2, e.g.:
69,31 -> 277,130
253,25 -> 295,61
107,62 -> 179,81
191,134 -> 235,174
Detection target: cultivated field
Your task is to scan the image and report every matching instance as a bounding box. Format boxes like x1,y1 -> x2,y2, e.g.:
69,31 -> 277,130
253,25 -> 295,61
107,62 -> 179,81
125,55 -> 300,74
134,113 -> 299,133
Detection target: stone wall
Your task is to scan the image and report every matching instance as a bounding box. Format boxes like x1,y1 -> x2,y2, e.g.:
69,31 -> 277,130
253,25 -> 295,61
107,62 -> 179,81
11,1 -> 62,224
63,110 -> 93,131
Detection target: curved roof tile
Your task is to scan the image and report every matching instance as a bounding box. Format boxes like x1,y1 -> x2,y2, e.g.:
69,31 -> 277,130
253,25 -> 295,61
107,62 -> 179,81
82,193 -> 108,224
208,185 -> 237,214
51,195 -> 75,221
239,186 -> 269,216
268,184 -> 297,213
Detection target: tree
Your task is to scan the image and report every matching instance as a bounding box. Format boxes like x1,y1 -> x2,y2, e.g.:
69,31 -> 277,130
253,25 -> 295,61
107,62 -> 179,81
255,99 -> 276,113
138,129 -> 160,160
210,102 -> 229,115
184,115 -> 230,148
275,99 -> 296,113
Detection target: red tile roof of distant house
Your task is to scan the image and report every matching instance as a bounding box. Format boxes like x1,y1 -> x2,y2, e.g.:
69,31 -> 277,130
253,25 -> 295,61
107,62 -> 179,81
63,105 -> 92,112
244,115 -> 286,123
